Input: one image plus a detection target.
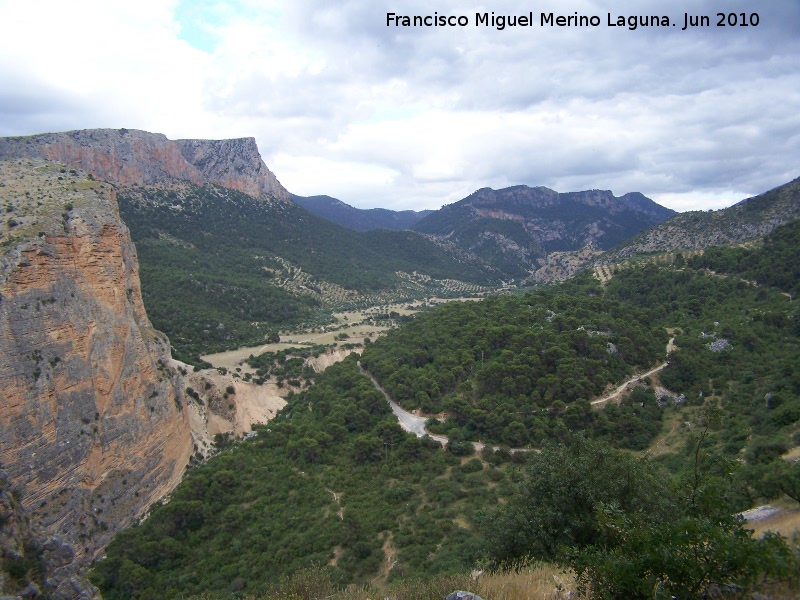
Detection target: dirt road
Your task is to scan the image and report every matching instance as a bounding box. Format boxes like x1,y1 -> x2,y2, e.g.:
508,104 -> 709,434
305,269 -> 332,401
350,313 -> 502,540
591,337 -> 675,407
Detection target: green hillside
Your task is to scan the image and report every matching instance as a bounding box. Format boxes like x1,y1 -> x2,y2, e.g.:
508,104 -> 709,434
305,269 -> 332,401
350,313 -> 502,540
359,286 -> 668,449
92,225 -> 800,599
118,184 -> 499,361
90,358 -> 503,598
688,218 -> 800,298
291,193 -> 433,231
604,177 -> 800,260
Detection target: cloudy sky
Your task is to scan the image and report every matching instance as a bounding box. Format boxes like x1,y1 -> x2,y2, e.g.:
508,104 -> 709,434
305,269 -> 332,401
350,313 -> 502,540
0,0 -> 798,212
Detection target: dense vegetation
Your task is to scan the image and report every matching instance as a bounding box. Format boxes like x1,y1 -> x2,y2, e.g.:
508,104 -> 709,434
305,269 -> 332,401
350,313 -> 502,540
91,359 -> 531,598
93,223 -> 800,598
359,288 -> 668,448
118,184 -> 497,361
688,218 -> 800,298
602,262 -> 799,504
484,436 -> 798,599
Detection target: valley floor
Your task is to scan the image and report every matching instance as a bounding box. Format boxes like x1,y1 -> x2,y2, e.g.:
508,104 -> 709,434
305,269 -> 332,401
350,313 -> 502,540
200,297 -> 483,371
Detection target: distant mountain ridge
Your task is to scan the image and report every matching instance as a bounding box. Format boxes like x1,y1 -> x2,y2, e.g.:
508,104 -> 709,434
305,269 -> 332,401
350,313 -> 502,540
411,185 -> 675,278
291,194 -> 433,231
602,177 -> 800,261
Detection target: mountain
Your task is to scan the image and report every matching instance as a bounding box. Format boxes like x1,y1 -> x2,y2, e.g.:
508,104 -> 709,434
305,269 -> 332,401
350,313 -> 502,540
601,177 -> 800,261
0,130 -> 502,362
291,194 -> 433,231
411,185 -> 675,278
0,158 -> 192,595
0,128 -> 288,201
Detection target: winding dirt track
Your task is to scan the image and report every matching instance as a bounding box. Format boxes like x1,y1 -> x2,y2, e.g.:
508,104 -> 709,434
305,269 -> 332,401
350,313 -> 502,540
359,362 -> 530,452
359,363 -> 448,444
358,336 -> 675,449
590,337 -> 675,407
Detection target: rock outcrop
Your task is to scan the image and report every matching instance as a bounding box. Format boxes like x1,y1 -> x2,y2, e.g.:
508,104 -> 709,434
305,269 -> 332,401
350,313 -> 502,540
0,129 -> 289,201
1,470 -> 100,599
0,158 -> 193,567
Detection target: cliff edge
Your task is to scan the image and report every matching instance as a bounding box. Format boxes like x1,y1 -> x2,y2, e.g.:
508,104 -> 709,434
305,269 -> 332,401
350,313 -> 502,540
0,129 -> 289,201
0,158 -> 193,576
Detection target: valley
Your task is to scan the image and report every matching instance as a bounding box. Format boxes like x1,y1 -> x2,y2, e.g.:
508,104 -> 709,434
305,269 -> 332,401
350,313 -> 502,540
1,131 -> 798,600
200,297 -> 484,371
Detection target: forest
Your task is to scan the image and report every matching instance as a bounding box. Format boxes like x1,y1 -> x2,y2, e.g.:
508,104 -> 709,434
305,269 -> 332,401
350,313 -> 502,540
688,218 -> 800,298
92,220 -> 800,598
90,358 -> 515,598
359,287 -> 668,449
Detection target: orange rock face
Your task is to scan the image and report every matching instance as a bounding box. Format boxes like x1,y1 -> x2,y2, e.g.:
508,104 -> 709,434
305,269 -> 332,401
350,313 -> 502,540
0,159 -> 193,563
0,128 -> 289,201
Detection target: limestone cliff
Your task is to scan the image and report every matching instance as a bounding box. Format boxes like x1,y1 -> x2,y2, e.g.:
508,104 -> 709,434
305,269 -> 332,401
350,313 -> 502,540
0,129 -> 289,201
0,159 -> 193,570
1,469 -> 100,599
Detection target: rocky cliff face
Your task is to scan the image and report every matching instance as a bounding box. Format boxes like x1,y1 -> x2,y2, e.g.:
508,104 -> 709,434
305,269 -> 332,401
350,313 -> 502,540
0,159 -> 193,572
0,129 -> 289,201
1,469 -> 100,599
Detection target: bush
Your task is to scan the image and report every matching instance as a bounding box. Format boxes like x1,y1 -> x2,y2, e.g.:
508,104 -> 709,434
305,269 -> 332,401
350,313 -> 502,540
483,435 -> 800,599
460,458 -> 483,473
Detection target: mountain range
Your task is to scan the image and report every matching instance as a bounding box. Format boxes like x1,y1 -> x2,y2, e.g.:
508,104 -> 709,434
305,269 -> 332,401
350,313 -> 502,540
293,185 -> 677,281
1,127 -> 798,598
410,185 -> 675,278
0,128 -> 678,361
290,194 -> 434,231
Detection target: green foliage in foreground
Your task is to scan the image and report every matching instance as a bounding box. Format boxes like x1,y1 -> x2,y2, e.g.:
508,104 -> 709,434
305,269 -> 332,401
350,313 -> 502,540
91,359 -> 518,599
191,565 -> 493,600
483,436 -> 799,599
93,228 -> 800,598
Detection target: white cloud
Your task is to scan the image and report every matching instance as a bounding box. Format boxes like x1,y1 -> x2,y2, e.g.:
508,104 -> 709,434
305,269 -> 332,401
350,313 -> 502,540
269,152 -> 398,196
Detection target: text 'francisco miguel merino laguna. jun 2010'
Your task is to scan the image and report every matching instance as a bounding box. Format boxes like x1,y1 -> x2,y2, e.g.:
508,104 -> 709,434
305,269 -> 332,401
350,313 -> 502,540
386,11 -> 761,31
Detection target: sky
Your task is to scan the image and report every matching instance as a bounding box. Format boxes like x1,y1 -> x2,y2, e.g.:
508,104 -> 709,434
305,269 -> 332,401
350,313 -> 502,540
0,0 -> 798,212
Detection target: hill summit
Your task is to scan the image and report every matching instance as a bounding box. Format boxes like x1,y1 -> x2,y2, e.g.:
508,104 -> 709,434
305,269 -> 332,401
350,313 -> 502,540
411,185 -> 675,278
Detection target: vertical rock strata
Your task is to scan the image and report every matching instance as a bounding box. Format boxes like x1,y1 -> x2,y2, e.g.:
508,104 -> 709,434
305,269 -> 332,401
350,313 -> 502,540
0,159 -> 193,566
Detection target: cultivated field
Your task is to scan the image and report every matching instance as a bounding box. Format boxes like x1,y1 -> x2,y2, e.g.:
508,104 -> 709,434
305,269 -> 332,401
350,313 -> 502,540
201,297 -> 483,371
